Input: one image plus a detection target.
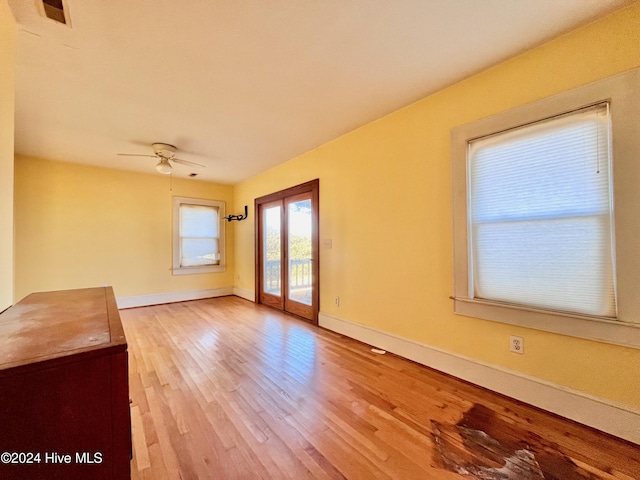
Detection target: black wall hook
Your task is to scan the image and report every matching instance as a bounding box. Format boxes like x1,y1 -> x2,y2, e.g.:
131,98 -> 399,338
224,205 -> 249,222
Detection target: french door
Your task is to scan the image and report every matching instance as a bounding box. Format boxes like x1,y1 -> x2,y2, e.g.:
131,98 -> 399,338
255,180 -> 319,323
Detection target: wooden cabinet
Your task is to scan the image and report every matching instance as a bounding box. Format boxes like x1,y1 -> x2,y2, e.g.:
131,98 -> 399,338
0,287 -> 131,479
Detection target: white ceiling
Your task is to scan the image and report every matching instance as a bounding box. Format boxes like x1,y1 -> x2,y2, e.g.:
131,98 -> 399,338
8,0 -> 632,184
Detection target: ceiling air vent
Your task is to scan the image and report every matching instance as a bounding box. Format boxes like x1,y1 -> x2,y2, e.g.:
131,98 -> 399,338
42,0 -> 67,25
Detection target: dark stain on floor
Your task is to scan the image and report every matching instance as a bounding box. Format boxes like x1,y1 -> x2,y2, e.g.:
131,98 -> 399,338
431,404 -> 604,479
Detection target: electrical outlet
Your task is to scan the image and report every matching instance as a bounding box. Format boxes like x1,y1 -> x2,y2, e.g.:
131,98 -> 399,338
510,335 -> 524,354
334,296 -> 340,306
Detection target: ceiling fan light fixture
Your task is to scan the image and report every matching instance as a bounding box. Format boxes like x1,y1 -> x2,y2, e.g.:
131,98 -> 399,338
118,142 -> 205,174
156,159 -> 172,174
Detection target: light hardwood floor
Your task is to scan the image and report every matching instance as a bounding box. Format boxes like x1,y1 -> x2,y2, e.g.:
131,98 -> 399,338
120,296 -> 640,480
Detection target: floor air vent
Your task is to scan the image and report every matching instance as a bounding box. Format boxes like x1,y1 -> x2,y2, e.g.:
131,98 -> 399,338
42,0 -> 67,25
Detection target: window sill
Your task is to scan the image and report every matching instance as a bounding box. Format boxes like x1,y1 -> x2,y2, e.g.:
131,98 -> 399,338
453,296 -> 640,350
172,265 -> 226,276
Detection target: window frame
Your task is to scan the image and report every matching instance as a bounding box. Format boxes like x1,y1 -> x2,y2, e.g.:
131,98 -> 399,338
451,69 -> 640,349
172,196 -> 225,275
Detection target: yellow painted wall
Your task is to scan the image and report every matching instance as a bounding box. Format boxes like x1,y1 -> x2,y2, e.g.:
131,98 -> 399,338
234,2 -> 640,408
14,156 -> 235,301
0,2 -> 15,310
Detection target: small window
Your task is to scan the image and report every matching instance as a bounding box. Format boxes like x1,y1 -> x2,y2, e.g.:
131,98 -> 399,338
451,69 -> 640,348
172,197 -> 225,275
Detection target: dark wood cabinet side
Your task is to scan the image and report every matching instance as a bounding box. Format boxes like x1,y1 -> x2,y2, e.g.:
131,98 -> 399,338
0,287 -> 131,480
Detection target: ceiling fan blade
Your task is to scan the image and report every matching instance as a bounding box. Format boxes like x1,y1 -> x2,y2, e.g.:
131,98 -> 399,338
172,157 -> 205,168
117,153 -> 158,158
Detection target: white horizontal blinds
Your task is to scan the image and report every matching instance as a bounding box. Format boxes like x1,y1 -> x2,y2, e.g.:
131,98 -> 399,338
180,204 -> 220,267
468,103 -> 616,317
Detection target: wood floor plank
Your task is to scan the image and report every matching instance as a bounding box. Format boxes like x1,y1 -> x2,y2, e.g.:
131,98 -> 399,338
120,296 -> 640,479
130,404 -> 151,471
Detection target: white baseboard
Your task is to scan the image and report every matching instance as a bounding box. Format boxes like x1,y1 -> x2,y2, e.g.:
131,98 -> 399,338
319,311 -> 640,445
233,287 -> 255,302
117,287 -> 234,309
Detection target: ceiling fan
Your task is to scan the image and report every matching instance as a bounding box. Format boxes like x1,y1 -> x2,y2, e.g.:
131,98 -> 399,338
117,143 -> 205,174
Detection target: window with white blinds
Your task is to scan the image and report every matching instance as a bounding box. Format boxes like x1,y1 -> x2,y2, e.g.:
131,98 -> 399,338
468,104 -> 616,317
180,204 -> 220,267
451,68 -> 640,347
172,197 -> 225,274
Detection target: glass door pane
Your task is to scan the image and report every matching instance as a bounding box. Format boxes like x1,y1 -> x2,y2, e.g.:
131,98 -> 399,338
263,205 -> 282,296
288,198 -> 312,306
256,179 -> 318,323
